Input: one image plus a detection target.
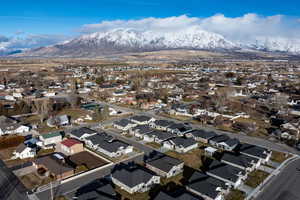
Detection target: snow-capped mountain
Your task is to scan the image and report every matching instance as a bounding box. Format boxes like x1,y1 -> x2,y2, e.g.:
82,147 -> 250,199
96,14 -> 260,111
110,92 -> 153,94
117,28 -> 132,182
246,37 -> 300,53
14,27 -> 300,57
18,28 -> 237,57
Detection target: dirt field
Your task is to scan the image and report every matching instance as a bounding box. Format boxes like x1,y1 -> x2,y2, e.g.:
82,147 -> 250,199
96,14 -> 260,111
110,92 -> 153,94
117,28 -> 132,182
20,172 -> 53,190
68,151 -> 109,169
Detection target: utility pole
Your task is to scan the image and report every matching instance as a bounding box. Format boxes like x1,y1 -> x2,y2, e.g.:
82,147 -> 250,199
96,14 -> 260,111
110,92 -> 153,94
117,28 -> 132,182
50,181 -> 53,200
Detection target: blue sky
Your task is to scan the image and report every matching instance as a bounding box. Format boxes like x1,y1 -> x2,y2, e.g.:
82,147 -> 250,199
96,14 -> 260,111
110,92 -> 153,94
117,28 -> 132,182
1,0 -> 300,36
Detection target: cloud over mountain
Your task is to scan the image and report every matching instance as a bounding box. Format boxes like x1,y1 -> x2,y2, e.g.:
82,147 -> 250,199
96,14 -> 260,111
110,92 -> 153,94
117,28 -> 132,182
0,34 -> 70,53
81,14 -> 300,47
3,13 -> 300,55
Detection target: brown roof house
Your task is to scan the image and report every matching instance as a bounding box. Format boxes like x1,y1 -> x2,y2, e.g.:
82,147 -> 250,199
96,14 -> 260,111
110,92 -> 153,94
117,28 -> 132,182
33,153 -> 74,180
57,138 -> 84,155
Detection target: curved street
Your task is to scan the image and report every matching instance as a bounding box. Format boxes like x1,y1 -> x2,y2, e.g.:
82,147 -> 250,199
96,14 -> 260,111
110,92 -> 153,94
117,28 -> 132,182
255,157 -> 300,200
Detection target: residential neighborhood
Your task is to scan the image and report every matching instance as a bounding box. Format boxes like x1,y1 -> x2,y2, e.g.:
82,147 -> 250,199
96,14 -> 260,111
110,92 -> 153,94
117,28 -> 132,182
0,58 -> 300,200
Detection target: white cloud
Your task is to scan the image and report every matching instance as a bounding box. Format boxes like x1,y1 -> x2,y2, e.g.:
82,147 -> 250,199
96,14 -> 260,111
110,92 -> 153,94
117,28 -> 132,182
0,34 -> 70,51
80,14 -> 300,44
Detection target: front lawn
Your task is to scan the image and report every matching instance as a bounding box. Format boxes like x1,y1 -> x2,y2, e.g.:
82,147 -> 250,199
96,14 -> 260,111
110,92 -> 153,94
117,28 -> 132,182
244,170 -> 269,188
270,151 -> 291,163
225,189 -> 245,200
165,148 -> 204,169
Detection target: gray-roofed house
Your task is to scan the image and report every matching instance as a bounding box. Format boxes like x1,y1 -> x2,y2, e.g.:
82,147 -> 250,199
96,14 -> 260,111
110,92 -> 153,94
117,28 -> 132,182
75,178 -> 117,200
220,152 -> 261,172
238,143 -> 272,164
85,133 -> 133,158
143,130 -> 175,144
113,119 -> 137,131
186,130 -> 217,144
150,120 -> 174,131
145,155 -> 184,178
111,165 -> 160,194
33,153 -> 74,180
166,123 -> 193,136
13,143 -> 36,159
218,138 -> 240,152
70,127 -> 97,140
163,137 -> 198,153
209,135 -> 229,148
129,125 -> 153,138
130,115 -> 155,125
0,116 -> 30,135
206,160 -> 246,188
186,171 -> 227,200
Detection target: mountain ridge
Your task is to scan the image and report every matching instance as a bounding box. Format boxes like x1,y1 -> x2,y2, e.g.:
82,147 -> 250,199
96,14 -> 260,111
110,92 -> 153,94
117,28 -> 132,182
12,28 -> 300,57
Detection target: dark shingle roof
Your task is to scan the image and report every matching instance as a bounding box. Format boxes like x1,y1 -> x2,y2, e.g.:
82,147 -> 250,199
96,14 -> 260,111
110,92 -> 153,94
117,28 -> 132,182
75,178 -> 117,200
188,171 -> 226,199
70,127 -> 96,138
147,155 -> 183,173
238,143 -> 270,159
209,135 -> 229,143
221,152 -> 259,168
131,125 -> 153,134
112,167 -> 156,188
189,129 -> 217,139
114,119 -> 135,127
130,115 -> 152,123
207,160 -> 245,183
169,137 -> 197,148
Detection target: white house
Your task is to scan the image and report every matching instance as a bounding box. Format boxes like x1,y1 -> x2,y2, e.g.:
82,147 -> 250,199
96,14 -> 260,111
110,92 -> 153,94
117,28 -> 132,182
111,167 -> 160,194
13,144 -> 36,159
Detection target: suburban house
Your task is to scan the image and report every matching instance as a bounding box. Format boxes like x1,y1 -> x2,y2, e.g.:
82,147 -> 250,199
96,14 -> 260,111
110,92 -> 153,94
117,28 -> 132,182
145,154 -> 184,178
129,125 -> 153,138
186,129 -> 217,144
218,138 -> 240,152
0,124 -> 30,135
206,160 -> 246,188
163,137 -> 198,153
111,165 -> 160,194
238,143 -> 272,164
33,153 -> 74,180
150,120 -> 174,131
57,138 -> 84,155
39,131 -> 63,148
208,134 -> 239,151
130,115 -> 155,125
84,133 -> 133,158
220,152 -> 260,172
70,127 -> 97,140
0,116 -> 30,135
143,130 -> 175,144
13,143 -> 36,159
47,114 -> 70,127
166,123 -> 193,136
74,178 -> 117,200
187,170 -> 227,200
113,119 -> 137,131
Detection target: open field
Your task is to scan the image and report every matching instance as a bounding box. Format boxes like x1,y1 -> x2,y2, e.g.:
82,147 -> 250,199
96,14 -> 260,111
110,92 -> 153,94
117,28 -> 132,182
68,151 -> 109,169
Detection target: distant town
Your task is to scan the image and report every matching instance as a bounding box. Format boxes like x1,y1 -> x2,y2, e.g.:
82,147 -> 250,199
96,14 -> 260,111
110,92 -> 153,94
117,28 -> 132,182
0,58 -> 299,200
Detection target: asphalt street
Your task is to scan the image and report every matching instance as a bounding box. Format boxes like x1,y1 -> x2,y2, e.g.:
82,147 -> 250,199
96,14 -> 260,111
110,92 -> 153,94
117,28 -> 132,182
255,157 -> 300,200
35,153 -> 143,199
